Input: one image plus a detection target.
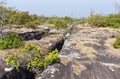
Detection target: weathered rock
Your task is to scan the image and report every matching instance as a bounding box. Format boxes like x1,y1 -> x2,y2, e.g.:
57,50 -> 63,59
0,28 -> 65,79
0,28 -> 46,40
19,31 -> 45,40
1,25 -> 120,79
49,29 -> 66,35
0,59 -> 35,79
26,33 -> 65,54
36,25 -> 120,79
37,25 -> 50,30
0,29 -> 12,36
36,60 -> 120,79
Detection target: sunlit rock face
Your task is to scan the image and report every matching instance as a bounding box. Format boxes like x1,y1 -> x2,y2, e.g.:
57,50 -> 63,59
36,25 -> 120,79
1,25 -> 120,79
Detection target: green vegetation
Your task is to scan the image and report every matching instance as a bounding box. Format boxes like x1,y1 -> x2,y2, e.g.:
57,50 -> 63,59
0,1 -> 71,29
1,1 -> 120,29
45,49 -> 59,65
113,36 -> 120,48
0,32 -> 23,50
28,49 -> 59,70
6,54 -> 19,69
54,19 -> 67,29
87,14 -> 120,28
5,44 -> 60,70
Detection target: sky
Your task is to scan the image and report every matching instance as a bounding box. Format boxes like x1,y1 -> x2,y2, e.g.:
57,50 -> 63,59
4,0 -> 120,18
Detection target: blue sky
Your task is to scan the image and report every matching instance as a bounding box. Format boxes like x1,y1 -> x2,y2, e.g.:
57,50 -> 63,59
4,0 -> 120,18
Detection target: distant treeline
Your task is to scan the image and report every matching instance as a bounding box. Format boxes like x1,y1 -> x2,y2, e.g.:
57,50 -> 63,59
0,1 -> 82,29
87,13 -> 120,28
1,1 -> 120,28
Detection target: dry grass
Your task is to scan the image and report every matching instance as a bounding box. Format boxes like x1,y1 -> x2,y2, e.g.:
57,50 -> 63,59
60,57 -> 72,65
0,48 -> 21,59
0,25 -> 44,33
73,60 -> 86,75
76,25 -> 118,36
70,37 -> 97,59
105,38 -> 120,56
60,57 -> 87,75
69,25 -> 120,59
25,40 -> 49,54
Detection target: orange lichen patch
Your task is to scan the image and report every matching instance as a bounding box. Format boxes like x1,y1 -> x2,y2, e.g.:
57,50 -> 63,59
73,60 -> 86,76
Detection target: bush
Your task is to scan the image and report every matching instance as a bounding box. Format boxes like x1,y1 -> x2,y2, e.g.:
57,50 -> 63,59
87,14 -> 120,28
0,32 -> 23,50
27,53 -> 44,69
5,44 -> 60,70
113,36 -> 120,48
54,20 -> 67,29
45,49 -> 59,65
87,14 -> 106,27
27,48 -> 59,70
6,55 -> 19,69
25,21 -> 36,28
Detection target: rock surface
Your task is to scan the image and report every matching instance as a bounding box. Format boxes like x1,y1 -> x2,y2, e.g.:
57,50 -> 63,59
36,25 -> 120,79
0,28 -> 46,40
1,25 -> 120,79
0,27 -> 66,79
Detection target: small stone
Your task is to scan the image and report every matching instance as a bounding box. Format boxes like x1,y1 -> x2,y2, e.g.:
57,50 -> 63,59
4,66 -> 14,72
51,75 -> 55,77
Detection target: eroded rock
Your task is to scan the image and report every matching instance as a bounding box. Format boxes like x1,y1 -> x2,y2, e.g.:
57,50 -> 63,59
1,25 -> 120,79
36,25 -> 120,79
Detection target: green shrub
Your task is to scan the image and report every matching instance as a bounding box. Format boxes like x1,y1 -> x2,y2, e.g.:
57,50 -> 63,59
0,32 -> 23,50
5,44 -> 60,70
113,36 -> 120,48
27,52 -> 44,69
87,14 -> 120,28
22,44 -> 41,53
25,21 -> 36,28
87,14 -> 106,27
54,20 -> 67,29
5,55 -> 19,69
63,16 -> 73,24
27,48 -> 59,70
45,49 -> 59,65
6,44 -> 41,69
